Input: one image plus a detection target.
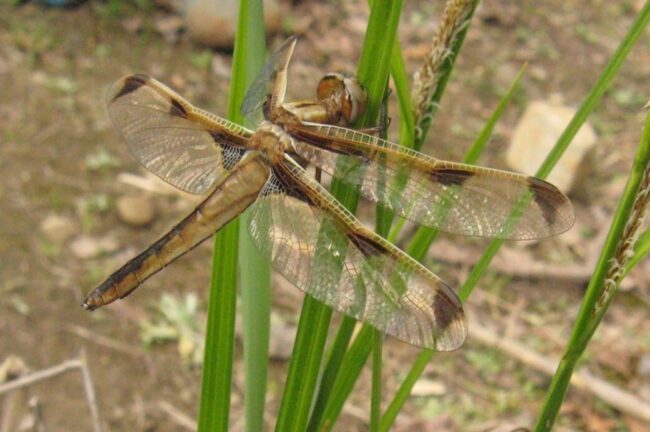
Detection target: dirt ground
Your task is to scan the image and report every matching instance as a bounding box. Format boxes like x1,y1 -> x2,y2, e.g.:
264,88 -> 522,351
1,1 -> 649,431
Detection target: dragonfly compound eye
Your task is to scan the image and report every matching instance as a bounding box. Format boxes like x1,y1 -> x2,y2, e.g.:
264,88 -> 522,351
341,76 -> 366,124
317,73 -> 367,125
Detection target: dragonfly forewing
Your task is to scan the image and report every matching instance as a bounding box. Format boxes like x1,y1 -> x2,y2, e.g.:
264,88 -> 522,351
83,152 -> 270,310
289,122 -> 575,240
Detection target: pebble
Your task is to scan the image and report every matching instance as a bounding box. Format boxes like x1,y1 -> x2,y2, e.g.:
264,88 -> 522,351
183,0 -> 281,49
411,378 -> 447,397
116,195 -> 155,227
69,235 -> 119,259
508,97 -> 597,193
39,214 -> 77,245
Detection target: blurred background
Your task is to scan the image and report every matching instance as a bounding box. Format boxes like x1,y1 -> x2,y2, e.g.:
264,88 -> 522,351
1,0 -> 649,430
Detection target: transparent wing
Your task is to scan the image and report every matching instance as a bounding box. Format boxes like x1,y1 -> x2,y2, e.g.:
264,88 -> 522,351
289,123 -> 575,240
107,74 -> 253,195
247,157 -> 467,350
240,36 -> 297,121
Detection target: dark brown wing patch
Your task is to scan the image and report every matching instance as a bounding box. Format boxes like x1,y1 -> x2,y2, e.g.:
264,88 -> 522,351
527,177 -> 560,226
170,98 -> 188,118
111,74 -> 148,101
430,168 -> 475,186
432,290 -> 461,332
347,231 -> 389,257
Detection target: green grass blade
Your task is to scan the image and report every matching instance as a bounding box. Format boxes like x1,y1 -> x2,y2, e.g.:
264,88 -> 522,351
391,40 -> 415,151
370,330 -> 383,431
308,40 -> 415,429
303,2 -> 404,430
275,300 -> 334,431
377,38 -> 414,240
198,224 -> 239,432
461,0 -> 650,301
385,6 -> 649,427
314,325 -> 374,429
313,46 -> 526,432
405,64 -> 527,259
380,65 -> 526,430
232,3 -> 269,432
379,350 -> 432,431
370,80 -> 392,432
197,2 -> 265,430
534,107 -> 650,432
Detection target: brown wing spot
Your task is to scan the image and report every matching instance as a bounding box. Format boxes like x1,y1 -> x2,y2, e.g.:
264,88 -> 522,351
346,231 -> 388,257
170,98 -> 188,118
527,177 -> 559,226
430,168 -> 474,186
431,290 -> 460,332
112,74 -> 148,100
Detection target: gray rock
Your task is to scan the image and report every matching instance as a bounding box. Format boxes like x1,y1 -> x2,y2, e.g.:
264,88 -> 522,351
508,98 -> 597,193
183,0 -> 281,49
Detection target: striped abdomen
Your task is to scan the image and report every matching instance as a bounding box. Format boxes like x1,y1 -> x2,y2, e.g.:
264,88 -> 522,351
83,153 -> 270,310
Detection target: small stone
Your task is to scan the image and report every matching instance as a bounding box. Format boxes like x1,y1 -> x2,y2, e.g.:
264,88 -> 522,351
116,195 -> 155,227
70,235 -> 119,259
0,355 -> 28,382
411,378 -> 447,397
39,214 -> 77,244
183,0 -> 281,49
508,98 -> 597,193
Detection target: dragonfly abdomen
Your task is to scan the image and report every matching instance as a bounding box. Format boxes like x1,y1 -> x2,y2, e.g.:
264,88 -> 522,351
82,153 -> 270,311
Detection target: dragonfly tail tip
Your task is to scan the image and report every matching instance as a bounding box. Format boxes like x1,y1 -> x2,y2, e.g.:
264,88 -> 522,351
81,301 -> 97,311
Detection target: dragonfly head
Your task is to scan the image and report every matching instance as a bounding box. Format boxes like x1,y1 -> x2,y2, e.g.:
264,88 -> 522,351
317,73 -> 367,125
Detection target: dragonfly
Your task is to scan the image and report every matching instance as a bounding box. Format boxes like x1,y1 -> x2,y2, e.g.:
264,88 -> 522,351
83,37 -> 574,351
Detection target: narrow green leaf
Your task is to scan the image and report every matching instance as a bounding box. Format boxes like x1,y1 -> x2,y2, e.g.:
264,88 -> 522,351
405,64 -> 527,259
370,330 -> 383,432
309,39 -> 415,429
198,222 -> 239,432
391,40 -> 415,151
534,103 -> 650,431
198,1 -> 265,431
387,5 -> 649,426
381,63 -> 527,431
304,2 -> 404,430
232,3 -> 270,432
275,300 -> 334,431
379,350 -> 431,432
370,80 -> 392,432
461,0 -> 650,302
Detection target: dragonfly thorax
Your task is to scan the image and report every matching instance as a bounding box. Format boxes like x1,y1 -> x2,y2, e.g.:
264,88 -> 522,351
250,121 -> 295,163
